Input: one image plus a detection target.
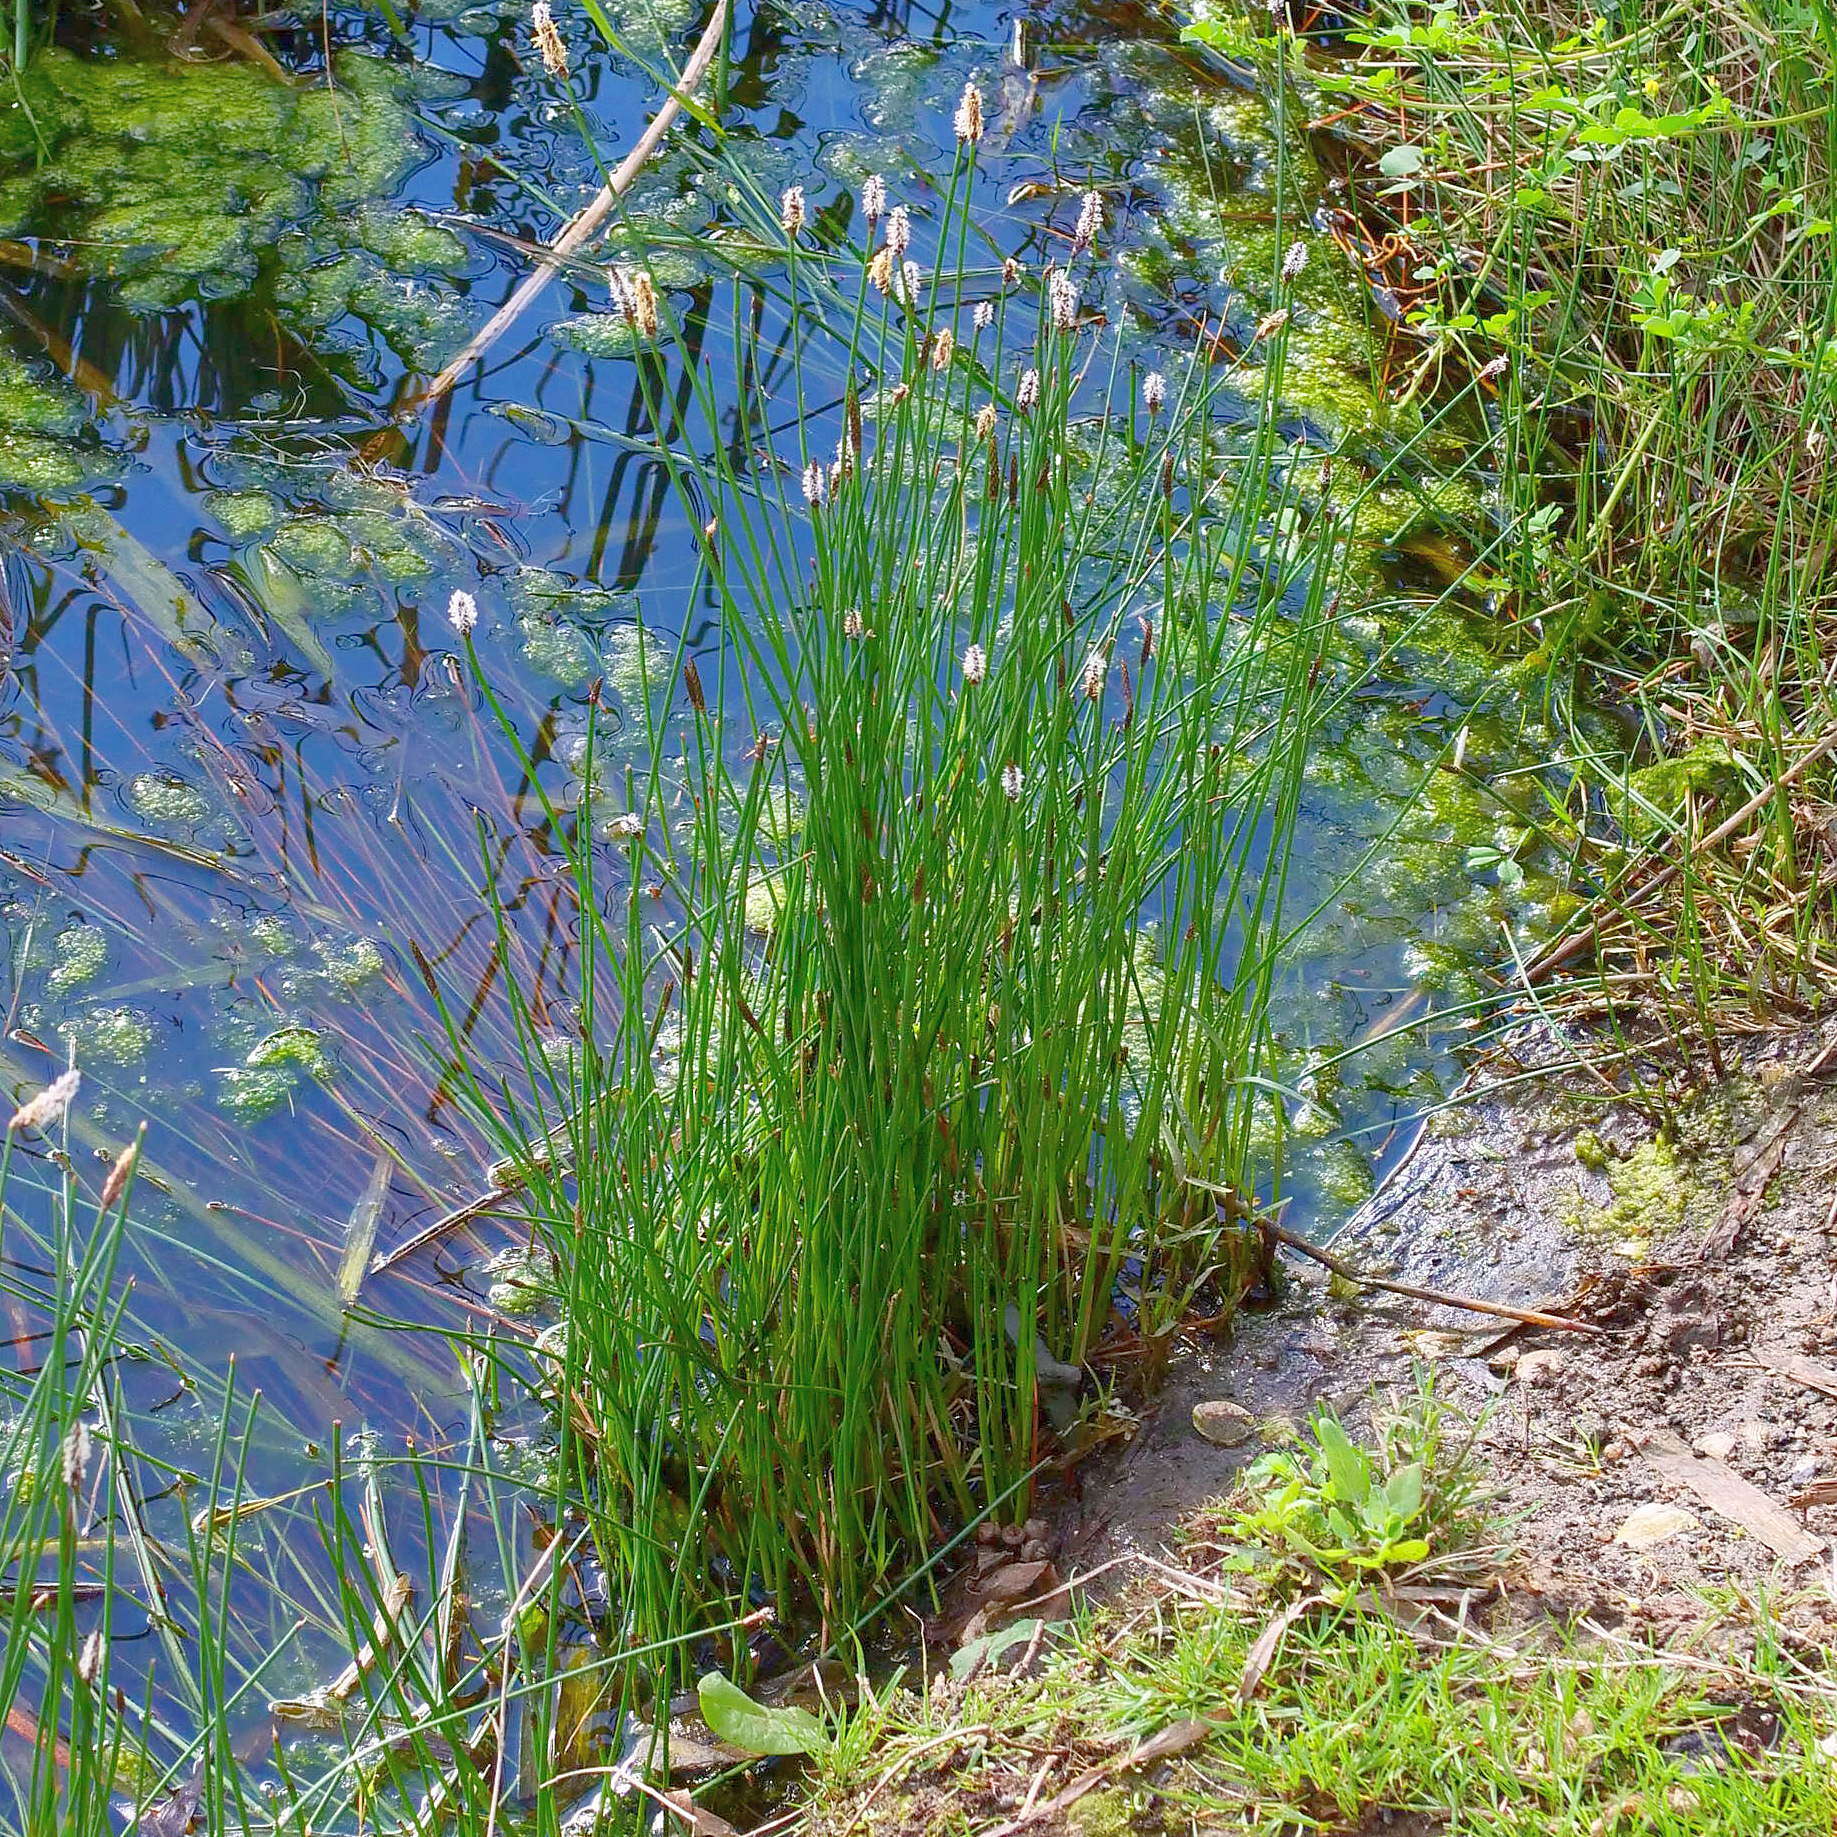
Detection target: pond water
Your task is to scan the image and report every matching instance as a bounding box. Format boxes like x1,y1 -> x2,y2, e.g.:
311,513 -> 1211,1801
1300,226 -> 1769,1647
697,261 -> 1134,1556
0,0 -> 1568,1759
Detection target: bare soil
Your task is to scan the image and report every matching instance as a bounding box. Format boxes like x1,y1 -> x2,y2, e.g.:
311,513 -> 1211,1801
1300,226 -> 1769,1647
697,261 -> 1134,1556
1064,1016 -> 1837,1638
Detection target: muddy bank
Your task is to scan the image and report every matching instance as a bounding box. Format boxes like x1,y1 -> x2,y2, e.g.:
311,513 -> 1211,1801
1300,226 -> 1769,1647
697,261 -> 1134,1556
1066,1017 -> 1837,1628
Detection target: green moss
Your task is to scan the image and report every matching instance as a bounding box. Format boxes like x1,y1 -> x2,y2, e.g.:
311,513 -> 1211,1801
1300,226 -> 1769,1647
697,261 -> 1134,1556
47,923 -> 106,995
1615,739 -> 1736,842
1063,1789 -> 1132,1837
1573,1129 -> 1611,1173
1566,1134 -> 1690,1258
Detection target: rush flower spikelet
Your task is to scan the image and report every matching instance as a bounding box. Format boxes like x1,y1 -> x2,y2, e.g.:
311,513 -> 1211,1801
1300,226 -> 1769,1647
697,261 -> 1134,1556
8,1068 -> 80,1135
530,1 -> 568,78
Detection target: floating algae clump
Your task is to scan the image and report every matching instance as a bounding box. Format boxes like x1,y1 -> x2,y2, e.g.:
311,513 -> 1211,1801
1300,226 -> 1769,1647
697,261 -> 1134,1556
601,621 -> 664,709
59,1005 -> 153,1065
0,341 -> 105,492
549,314 -> 646,359
0,51 -> 424,306
757,785 -> 805,847
317,938 -> 386,992
47,923 -> 106,995
267,519 -> 357,578
519,612 -> 597,685
0,50 -> 471,373
246,1026 -> 332,1077
743,873 -> 786,935
128,772 -> 210,829
220,1025 -> 334,1119
206,490 -> 283,543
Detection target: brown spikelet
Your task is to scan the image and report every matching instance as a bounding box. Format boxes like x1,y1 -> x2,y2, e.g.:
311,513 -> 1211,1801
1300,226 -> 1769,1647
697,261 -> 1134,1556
1007,453 -> 1019,507
987,446 -> 1000,501
1139,617 -> 1155,667
847,383 -> 863,456
683,658 -> 706,713
100,1131 -> 142,1210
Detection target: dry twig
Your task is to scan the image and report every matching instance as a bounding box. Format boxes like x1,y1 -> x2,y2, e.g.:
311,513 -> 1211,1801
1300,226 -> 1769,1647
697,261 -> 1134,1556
416,0 -> 730,407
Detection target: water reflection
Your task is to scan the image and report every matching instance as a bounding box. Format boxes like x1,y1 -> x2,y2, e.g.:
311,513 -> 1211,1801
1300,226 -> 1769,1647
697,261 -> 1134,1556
0,0 -> 1496,1471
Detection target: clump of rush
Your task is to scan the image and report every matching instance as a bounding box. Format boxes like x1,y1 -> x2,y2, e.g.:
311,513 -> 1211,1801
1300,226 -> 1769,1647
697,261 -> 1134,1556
432,73 -> 1338,1723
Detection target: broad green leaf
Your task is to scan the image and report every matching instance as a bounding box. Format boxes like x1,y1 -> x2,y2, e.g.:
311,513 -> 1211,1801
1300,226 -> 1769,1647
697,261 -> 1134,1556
1377,145 -> 1425,178
1314,1417 -> 1369,1504
697,1673 -> 829,1758
950,1617 -> 1049,1679
1385,1463 -> 1425,1523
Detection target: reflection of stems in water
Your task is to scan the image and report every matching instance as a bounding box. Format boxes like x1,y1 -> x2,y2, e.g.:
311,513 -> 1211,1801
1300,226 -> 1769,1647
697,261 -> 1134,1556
415,0 -> 731,409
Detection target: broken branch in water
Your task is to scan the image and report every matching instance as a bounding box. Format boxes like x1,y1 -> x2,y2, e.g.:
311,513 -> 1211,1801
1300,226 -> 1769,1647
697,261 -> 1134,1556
415,0 -> 730,408
1186,1178 -> 1601,1336
1262,1217 -> 1603,1336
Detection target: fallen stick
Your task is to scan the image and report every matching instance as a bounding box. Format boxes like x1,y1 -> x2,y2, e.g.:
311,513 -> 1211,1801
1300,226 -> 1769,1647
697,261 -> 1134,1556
368,1180 -> 517,1277
370,1119 -> 574,1275
1524,726 -> 1837,984
414,0 -> 730,408
1255,1214 -> 1603,1337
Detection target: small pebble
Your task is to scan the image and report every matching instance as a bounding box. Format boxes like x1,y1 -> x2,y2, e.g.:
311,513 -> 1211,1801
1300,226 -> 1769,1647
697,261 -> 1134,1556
1614,1502 -> 1699,1549
1191,1399 -> 1256,1447
1693,1432 -> 1737,1461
